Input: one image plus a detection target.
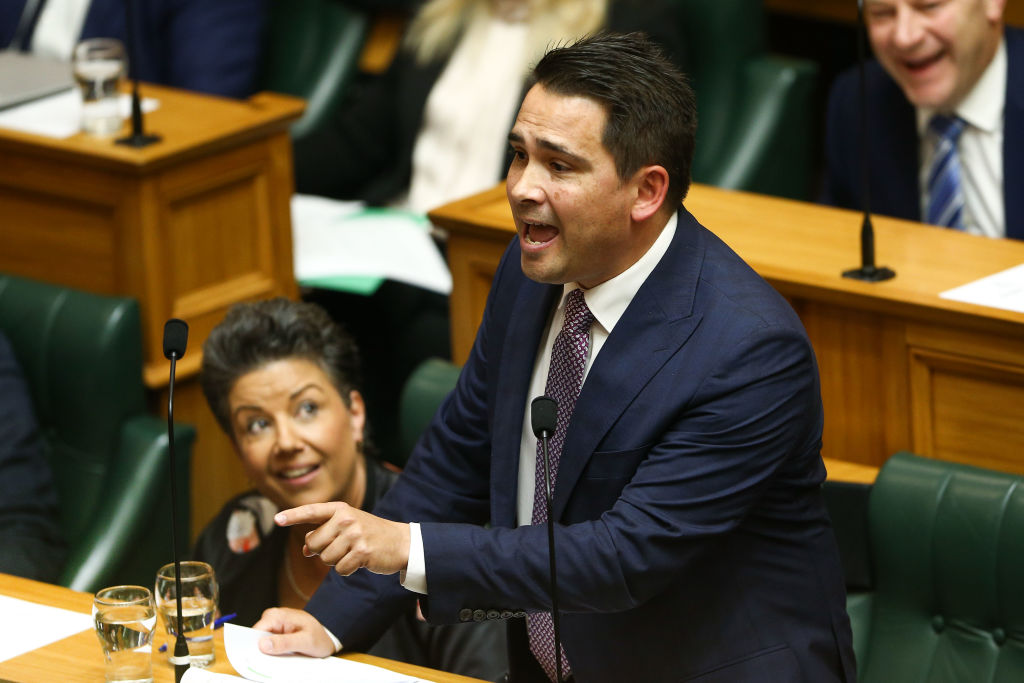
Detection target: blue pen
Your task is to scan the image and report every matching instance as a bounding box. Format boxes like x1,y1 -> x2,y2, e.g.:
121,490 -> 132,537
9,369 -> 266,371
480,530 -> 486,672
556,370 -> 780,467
214,613 -> 237,629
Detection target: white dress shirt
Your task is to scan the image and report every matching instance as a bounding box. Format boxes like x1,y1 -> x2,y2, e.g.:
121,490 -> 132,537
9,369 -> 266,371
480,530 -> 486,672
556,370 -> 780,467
31,0 -> 91,61
917,38 -> 1007,238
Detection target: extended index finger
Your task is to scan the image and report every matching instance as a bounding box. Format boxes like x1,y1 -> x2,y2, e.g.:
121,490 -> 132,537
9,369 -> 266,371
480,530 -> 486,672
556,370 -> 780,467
274,501 -> 346,527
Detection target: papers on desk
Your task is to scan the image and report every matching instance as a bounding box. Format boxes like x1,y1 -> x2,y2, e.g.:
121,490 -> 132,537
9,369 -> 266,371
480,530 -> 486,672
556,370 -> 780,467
0,594 -> 93,663
291,194 -> 452,296
178,624 -> 428,683
0,90 -> 158,138
939,263 -> 1024,314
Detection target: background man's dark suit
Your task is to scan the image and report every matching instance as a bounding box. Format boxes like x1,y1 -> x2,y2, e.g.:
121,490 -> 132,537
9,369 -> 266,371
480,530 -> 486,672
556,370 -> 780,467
0,331 -> 65,582
305,208 -> 856,682
0,0 -> 266,98
822,27 -> 1024,240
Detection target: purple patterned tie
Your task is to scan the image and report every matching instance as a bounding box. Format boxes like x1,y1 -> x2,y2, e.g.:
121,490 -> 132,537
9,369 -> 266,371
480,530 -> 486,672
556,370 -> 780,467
528,288 -> 594,681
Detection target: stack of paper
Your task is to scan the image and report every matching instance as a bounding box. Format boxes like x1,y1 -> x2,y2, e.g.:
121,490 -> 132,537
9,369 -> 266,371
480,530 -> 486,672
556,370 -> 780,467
180,624 -> 430,683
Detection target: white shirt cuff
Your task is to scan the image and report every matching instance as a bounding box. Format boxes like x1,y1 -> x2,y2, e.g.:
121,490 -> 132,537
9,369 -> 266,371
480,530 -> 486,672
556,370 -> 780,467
321,625 -> 342,654
399,522 -> 428,594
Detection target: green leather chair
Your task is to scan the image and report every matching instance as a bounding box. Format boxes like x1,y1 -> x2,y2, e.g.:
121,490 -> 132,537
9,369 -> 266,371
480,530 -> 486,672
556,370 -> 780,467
849,452 -> 1024,682
394,357 -> 461,468
0,273 -> 194,593
260,0 -> 370,142
674,0 -> 818,199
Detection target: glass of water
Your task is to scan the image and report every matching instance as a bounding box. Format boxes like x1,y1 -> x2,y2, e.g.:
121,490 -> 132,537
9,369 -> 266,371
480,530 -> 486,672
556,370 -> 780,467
93,585 -> 156,683
154,561 -> 218,668
72,37 -> 125,136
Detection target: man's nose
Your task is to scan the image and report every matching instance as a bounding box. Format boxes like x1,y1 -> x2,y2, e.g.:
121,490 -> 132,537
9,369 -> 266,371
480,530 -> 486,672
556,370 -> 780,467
507,161 -> 545,205
893,6 -> 925,50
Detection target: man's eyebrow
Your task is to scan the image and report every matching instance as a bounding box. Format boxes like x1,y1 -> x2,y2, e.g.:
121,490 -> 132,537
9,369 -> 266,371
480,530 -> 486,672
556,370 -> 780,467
507,131 -> 589,167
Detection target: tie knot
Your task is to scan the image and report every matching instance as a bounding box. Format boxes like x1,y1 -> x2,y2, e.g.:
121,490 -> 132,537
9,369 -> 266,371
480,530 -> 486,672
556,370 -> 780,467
929,114 -> 966,142
563,289 -> 594,336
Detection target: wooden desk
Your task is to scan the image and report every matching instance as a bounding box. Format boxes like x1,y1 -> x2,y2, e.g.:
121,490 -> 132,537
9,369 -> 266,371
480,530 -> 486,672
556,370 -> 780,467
0,574 -> 485,683
430,183 -> 1024,474
0,85 -> 304,537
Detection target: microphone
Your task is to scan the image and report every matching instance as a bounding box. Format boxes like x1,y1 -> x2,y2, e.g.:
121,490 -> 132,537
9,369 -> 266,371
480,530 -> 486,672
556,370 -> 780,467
115,0 -> 160,148
531,396 -> 563,683
162,319 -> 190,682
842,0 -> 895,283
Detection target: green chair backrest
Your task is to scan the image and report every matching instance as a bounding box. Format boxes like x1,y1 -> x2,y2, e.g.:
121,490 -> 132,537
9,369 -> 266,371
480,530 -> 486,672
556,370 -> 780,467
860,452 -> 1024,682
671,0 -> 764,181
396,358 -> 461,468
261,0 -> 370,140
0,274 -> 145,545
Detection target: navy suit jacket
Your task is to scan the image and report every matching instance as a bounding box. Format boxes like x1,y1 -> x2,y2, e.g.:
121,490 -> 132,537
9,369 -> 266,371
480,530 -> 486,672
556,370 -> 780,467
0,0 -> 266,98
306,208 -> 856,682
0,332 -> 65,582
822,27 -> 1024,240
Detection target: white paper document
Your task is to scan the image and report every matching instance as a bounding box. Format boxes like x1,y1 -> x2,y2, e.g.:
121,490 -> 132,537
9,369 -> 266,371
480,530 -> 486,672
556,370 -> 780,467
0,594 -> 94,663
180,624 -> 427,683
0,90 -> 159,138
939,263 -> 1024,314
291,194 -> 453,295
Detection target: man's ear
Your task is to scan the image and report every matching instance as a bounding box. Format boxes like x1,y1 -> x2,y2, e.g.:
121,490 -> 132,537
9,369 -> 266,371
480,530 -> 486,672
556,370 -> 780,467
630,165 -> 670,222
984,0 -> 1006,23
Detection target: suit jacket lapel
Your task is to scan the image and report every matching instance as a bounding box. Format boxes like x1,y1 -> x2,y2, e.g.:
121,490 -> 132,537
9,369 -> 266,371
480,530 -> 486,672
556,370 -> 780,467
1004,28 -> 1024,240
552,209 -> 705,520
490,272 -> 561,528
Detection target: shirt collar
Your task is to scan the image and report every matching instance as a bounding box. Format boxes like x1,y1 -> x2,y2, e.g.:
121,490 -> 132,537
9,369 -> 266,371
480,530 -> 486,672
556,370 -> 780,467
916,36 -> 1007,135
560,211 -> 677,335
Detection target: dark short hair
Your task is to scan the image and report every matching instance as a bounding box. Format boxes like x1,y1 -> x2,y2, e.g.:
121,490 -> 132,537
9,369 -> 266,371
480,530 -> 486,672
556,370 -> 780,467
200,298 -> 364,437
531,32 -> 697,207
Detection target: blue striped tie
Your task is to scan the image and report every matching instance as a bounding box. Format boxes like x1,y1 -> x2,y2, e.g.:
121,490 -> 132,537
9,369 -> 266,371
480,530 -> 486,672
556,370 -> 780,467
925,114 -> 967,230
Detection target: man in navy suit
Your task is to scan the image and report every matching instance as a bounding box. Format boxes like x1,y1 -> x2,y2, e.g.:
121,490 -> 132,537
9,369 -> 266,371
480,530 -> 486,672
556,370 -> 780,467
254,33 -> 855,682
823,0 -> 1022,239
0,0 -> 265,98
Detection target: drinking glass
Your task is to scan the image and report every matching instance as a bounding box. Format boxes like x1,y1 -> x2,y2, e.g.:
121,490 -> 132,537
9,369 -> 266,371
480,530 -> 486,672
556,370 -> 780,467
72,37 -> 126,136
93,585 -> 156,683
154,561 -> 219,668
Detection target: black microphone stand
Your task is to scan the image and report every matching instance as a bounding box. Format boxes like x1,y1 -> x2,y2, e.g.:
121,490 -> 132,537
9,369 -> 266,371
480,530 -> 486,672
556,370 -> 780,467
163,319 -> 189,682
116,0 -> 160,147
532,397 -> 563,683
842,0 -> 895,283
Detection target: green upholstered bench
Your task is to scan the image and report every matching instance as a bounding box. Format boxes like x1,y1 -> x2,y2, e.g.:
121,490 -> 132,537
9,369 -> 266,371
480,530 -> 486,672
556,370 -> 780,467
0,273 -> 194,592
673,0 -> 819,199
849,452 -> 1024,682
261,0 -> 369,142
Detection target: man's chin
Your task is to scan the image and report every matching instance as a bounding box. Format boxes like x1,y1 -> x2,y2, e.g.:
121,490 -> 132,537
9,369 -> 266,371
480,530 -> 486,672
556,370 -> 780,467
520,255 -> 566,285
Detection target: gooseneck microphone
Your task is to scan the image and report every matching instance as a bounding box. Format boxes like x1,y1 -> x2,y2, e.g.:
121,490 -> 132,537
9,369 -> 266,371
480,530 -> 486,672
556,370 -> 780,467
162,318 -> 190,682
842,0 -> 895,282
531,396 -> 563,683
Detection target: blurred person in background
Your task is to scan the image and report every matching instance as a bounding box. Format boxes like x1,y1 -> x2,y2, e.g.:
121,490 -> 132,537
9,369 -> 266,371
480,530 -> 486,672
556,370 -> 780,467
822,0 -> 1022,239
193,298 -> 507,681
0,0 -> 267,97
295,0 -> 685,212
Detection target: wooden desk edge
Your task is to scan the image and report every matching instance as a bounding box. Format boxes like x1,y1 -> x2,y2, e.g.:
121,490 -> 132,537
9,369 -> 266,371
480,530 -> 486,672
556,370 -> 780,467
0,88 -> 305,174
823,457 -> 879,485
